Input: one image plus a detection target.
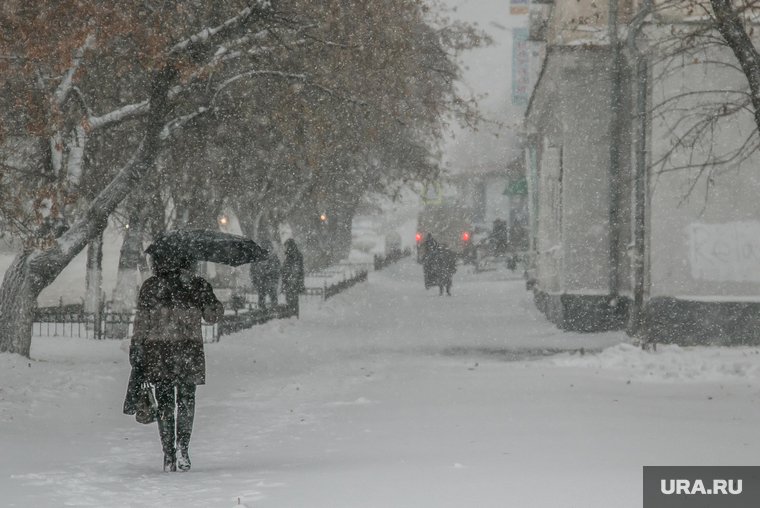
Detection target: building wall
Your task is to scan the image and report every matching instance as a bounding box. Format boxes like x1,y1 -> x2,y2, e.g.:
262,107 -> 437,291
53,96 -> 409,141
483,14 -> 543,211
648,35 -> 760,301
525,0 -> 760,343
527,48 -> 631,331
645,30 -> 760,344
530,49 -> 631,295
545,0 -> 637,45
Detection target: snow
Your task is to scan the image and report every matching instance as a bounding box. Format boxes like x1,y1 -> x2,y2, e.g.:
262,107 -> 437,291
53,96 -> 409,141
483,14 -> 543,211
674,294 -> 760,302
2,259 -> 760,507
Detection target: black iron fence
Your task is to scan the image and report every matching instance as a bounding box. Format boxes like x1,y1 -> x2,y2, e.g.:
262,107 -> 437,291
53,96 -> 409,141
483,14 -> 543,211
324,270 -> 368,299
33,268 -> 369,341
32,305 -> 219,342
373,248 -> 412,270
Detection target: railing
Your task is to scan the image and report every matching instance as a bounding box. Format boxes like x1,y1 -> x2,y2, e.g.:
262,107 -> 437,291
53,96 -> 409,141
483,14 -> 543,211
324,270 -> 368,299
373,248 -> 411,270
33,267 -> 369,341
32,306 -> 219,342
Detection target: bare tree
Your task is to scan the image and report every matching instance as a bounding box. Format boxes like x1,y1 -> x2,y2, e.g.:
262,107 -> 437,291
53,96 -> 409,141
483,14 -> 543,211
0,0 -> 488,355
0,1 -> 278,356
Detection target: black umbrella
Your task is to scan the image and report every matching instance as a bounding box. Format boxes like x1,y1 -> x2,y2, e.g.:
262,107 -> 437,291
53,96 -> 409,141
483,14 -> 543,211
145,229 -> 267,267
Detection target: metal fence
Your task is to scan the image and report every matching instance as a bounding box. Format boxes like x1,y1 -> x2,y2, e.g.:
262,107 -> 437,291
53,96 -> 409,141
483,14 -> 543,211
33,308 -> 219,342
324,270 -> 368,299
372,249 -> 411,270
33,268 -> 369,341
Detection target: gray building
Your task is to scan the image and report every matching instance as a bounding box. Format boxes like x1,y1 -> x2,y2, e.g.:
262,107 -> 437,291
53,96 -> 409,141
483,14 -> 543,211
525,0 -> 760,344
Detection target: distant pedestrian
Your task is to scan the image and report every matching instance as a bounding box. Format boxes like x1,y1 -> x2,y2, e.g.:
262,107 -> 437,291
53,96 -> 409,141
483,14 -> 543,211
489,219 -> 509,256
127,253 -> 224,472
433,244 -> 457,296
250,239 -> 281,311
422,236 -> 457,296
281,238 -> 305,317
421,234 -> 439,290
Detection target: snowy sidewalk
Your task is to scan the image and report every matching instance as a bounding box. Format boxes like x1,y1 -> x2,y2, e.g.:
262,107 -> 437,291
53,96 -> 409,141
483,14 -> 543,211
2,259 -> 760,507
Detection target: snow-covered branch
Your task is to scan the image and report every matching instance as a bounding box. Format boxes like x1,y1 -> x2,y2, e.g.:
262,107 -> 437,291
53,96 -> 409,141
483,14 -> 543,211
87,101 -> 150,131
169,0 -> 273,57
160,108 -> 211,140
212,70 -> 305,103
53,35 -> 94,107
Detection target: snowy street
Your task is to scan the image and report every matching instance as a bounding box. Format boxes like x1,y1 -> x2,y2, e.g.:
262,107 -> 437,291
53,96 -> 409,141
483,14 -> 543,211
3,259 -> 760,507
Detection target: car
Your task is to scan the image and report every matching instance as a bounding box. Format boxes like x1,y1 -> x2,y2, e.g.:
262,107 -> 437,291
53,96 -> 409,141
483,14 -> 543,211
415,204 -> 474,263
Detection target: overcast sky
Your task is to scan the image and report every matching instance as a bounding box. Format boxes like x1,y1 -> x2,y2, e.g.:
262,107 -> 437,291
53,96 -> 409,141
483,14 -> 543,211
439,0 -> 529,173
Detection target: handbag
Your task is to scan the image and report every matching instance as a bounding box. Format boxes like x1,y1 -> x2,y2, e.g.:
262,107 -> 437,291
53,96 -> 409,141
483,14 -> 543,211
135,384 -> 158,424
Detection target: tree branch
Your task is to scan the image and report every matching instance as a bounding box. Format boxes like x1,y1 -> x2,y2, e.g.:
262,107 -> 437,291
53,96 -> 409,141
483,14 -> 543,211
710,0 -> 760,131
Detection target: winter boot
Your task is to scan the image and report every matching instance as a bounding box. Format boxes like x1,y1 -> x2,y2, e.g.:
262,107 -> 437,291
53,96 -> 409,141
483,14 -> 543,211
157,407 -> 177,473
177,447 -> 191,471
163,453 -> 177,472
175,383 -> 196,472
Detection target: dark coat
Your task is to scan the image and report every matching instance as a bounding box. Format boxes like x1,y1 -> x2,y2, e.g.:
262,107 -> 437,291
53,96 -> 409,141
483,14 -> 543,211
250,251 -> 281,292
129,273 -> 223,386
424,244 -> 457,288
281,240 -> 305,295
421,236 -> 439,289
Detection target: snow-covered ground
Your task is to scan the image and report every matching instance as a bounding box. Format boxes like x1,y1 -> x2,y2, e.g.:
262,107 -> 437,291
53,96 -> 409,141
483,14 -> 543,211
2,259 -> 760,507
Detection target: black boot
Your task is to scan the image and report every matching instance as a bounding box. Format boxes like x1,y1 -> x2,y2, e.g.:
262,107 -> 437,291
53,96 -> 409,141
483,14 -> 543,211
158,415 -> 176,472
177,447 -> 191,471
163,453 -> 177,473
176,383 -> 196,472
156,383 -> 177,473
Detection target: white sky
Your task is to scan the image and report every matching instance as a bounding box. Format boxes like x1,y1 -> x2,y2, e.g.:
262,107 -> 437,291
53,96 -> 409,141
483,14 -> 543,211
439,0 -> 529,172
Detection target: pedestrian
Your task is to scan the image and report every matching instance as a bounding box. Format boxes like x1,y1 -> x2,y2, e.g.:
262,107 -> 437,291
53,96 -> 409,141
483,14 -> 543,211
281,238 -> 305,317
421,234 -> 439,290
489,218 -> 509,256
424,241 -> 456,296
250,239 -> 281,312
128,253 -> 224,472
435,244 -> 457,296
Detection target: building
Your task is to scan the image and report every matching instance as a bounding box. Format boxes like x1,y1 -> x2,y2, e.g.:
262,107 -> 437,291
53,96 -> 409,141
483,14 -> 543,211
450,160 -> 528,251
524,0 -> 760,344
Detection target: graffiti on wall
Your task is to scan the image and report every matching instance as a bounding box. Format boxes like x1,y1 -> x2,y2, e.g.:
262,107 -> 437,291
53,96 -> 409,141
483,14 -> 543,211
689,222 -> 760,282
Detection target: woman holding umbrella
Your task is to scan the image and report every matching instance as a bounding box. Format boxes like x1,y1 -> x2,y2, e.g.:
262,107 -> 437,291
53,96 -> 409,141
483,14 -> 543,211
129,252 -> 224,472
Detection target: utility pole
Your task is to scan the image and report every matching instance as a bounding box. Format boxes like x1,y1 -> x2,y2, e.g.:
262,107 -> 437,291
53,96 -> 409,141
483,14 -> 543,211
608,0 -> 622,305
628,0 -> 653,339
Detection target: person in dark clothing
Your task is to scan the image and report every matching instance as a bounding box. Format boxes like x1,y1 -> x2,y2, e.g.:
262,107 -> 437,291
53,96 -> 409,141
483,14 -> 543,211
435,245 -> 457,296
489,218 -> 509,256
420,234 -> 439,290
281,238 -> 305,317
129,253 -> 224,472
422,238 -> 457,296
249,239 -> 281,312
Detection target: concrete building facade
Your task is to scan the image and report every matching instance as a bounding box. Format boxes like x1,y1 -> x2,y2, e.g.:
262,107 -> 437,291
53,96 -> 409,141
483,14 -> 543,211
525,0 -> 760,344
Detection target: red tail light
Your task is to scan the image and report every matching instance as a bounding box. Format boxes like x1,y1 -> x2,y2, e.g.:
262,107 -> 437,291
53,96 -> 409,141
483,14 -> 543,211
462,232 -> 470,241
415,233 -> 422,242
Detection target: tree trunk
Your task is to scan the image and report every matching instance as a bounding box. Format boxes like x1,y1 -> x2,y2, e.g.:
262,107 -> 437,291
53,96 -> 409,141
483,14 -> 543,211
109,216 -> 143,340
0,253 -> 40,356
85,232 -> 104,317
0,64 -> 178,357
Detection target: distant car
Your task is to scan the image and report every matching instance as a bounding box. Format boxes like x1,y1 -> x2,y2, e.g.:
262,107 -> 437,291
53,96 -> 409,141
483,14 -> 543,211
415,205 -> 474,263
